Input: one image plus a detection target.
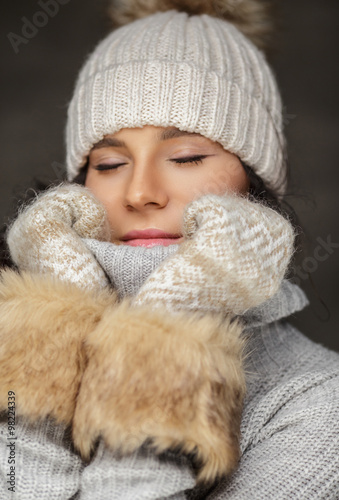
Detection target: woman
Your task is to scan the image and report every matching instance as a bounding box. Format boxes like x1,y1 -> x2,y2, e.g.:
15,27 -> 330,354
0,1 -> 338,498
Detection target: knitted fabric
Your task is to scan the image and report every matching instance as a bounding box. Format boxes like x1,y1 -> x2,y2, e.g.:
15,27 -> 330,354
85,231 -> 309,325
84,231 -> 307,324
131,193 -> 294,315
6,184 -> 111,291
66,10 -> 285,195
6,184 -> 294,316
84,194 -> 295,316
1,282 -> 338,499
83,238 -> 180,300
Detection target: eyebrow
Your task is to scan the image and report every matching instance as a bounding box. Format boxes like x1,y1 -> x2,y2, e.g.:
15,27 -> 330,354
91,129 -> 202,150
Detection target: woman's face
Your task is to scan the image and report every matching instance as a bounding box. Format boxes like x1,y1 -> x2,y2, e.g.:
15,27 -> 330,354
85,125 -> 249,247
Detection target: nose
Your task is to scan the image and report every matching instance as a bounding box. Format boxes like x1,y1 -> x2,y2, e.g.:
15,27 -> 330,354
123,161 -> 168,211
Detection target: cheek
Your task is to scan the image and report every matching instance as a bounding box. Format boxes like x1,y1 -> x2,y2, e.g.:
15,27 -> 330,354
186,160 -> 249,200
85,175 -> 117,221
85,171 -> 112,203
221,160 -> 250,193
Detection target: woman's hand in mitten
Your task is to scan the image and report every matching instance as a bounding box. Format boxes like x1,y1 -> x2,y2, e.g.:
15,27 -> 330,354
6,183 -> 111,290
72,191 -> 294,485
72,299 -> 246,485
133,192 -> 295,316
0,267 -> 117,427
73,192 -> 292,486
2,185 -> 115,427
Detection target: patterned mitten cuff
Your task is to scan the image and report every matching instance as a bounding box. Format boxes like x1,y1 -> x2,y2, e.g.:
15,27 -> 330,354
133,192 -> 295,315
6,183 -> 111,290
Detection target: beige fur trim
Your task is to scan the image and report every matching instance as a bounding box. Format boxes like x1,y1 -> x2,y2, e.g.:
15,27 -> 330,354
73,298 -> 246,484
108,0 -> 274,52
0,269 -> 117,424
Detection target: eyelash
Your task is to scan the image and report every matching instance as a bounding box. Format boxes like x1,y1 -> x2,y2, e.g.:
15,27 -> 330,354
173,155 -> 207,165
94,155 -> 208,171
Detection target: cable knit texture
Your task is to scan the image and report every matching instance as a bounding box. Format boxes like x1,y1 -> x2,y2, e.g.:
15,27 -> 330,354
66,10 -> 286,195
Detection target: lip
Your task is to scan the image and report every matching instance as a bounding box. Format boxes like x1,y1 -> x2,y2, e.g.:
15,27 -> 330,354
121,228 -> 182,241
123,237 -> 183,248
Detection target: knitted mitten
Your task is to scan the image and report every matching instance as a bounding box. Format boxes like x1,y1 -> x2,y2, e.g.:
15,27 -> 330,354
1,184 -> 118,431
133,192 -> 295,316
72,192 -> 295,485
6,183 -> 111,290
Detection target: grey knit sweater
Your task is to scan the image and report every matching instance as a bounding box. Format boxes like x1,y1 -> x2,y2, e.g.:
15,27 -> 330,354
0,241 -> 338,499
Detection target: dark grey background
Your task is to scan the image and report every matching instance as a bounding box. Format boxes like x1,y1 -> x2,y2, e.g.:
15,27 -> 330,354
1,1 -> 338,351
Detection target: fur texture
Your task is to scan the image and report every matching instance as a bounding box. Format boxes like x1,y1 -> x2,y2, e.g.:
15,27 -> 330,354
0,268 -> 117,424
108,0 -> 274,52
72,298 -> 246,484
0,267 -> 246,485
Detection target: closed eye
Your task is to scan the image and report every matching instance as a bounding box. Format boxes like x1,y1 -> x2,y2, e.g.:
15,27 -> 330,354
171,155 -> 208,165
93,155 -> 209,171
93,163 -> 125,171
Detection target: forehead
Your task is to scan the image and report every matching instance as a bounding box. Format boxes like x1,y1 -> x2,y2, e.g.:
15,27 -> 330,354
91,127 -> 219,150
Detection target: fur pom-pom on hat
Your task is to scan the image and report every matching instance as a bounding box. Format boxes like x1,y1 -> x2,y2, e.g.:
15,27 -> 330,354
108,0 -> 275,52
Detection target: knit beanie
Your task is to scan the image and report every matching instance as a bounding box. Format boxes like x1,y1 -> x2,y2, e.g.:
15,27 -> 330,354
65,1 -> 286,196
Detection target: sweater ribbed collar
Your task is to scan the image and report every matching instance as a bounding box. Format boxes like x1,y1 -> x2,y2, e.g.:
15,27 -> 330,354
83,238 -> 309,328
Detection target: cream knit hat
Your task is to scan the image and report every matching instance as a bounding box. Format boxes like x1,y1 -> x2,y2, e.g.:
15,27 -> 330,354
65,2 -> 286,195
